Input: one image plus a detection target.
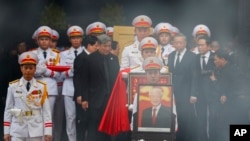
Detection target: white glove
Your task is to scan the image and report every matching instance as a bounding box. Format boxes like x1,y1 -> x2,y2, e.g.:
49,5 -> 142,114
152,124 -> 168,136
36,64 -> 46,75
128,104 -> 134,111
122,72 -> 128,79
10,108 -> 22,117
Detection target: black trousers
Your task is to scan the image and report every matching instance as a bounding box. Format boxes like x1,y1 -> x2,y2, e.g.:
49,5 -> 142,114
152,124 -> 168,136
75,103 -> 88,141
87,108 -> 111,141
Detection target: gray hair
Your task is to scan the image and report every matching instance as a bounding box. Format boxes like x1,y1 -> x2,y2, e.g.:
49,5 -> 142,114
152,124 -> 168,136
97,34 -> 111,44
148,86 -> 164,98
173,32 -> 187,41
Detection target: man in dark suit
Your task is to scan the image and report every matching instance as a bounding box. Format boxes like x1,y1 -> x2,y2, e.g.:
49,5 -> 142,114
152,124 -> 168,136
73,35 -> 99,141
80,34 -> 120,141
211,49 -> 250,141
141,86 -> 172,128
195,36 -> 216,141
168,33 -> 198,141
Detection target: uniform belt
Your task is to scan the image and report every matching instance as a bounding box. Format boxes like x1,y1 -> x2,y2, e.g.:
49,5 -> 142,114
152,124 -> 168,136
22,110 -> 41,116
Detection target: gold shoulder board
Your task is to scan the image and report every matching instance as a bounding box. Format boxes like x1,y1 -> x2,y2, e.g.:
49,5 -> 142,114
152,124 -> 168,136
52,48 -> 60,53
37,80 -> 46,85
9,79 -> 19,84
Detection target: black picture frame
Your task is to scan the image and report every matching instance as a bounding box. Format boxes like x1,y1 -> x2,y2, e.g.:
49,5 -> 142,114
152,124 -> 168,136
132,84 -> 176,141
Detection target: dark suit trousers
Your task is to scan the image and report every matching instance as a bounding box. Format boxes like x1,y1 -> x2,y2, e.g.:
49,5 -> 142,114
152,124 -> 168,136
175,98 -> 198,141
75,103 -> 88,141
87,107 -> 111,141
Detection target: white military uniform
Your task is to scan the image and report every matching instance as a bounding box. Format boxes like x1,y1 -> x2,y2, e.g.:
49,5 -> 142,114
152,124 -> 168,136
50,29 -> 65,141
156,44 -> 175,65
120,39 -> 143,69
154,22 -> 175,65
30,26 -> 60,115
4,77 -> 52,139
120,15 -> 152,69
60,47 -> 83,95
30,47 -> 60,114
60,25 -> 84,141
60,47 -> 82,141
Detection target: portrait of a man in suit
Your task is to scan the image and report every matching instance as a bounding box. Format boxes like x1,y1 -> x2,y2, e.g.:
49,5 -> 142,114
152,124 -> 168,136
141,86 -> 172,128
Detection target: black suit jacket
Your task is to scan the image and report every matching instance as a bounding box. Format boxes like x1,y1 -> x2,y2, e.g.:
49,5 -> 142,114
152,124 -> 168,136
168,50 -> 198,102
141,105 -> 172,128
195,52 -> 217,103
81,51 -> 119,113
73,49 -> 88,101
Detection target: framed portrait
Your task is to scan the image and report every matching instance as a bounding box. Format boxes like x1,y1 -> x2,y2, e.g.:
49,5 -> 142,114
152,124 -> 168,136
131,84 -> 175,141
128,72 -> 171,104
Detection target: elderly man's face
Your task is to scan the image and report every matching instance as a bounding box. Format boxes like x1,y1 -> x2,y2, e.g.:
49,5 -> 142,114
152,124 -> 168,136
173,36 -> 186,52
149,87 -> 163,107
146,69 -> 160,84
98,41 -> 111,55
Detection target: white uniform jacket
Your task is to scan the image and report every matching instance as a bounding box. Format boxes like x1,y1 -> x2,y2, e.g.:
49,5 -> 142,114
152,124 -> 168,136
60,47 -> 83,96
156,44 -> 175,65
3,77 -> 52,137
120,40 -> 143,69
30,47 -> 60,95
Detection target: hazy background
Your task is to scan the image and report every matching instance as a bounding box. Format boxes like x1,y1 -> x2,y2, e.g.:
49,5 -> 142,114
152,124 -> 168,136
0,0 -> 241,49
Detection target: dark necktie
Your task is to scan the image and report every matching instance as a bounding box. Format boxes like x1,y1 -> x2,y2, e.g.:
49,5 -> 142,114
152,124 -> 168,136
152,108 -> 157,126
202,56 -> 206,70
74,50 -> 78,57
104,56 -> 110,93
43,51 -> 47,59
161,47 -> 165,65
26,82 -> 30,91
175,52 -> 181,68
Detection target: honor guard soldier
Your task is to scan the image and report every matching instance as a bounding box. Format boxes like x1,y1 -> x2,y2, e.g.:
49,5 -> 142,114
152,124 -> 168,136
3,52 -> 52,141
30,26 -> 60,115
191,24 -> 211,54
106,26 -> 114,39
86,21 -> 106,36
120,15 -> 152,69
50,29 -> 65,141
31,29 -> 38,49
60,25 -> 84,141
171,26 -> 180,37
50,29 -> 62,93
131,37 -> 158,72
50,29 -> 61,52
154,22 -> 175,66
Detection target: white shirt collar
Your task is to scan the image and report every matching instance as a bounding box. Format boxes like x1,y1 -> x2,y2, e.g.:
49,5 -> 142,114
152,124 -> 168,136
20,77 -> 35,87
83,47 -> 90,55
201,51 -> 210,58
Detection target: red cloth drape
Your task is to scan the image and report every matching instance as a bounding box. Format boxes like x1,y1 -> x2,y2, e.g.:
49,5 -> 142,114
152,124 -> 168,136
98,68 -> 131,136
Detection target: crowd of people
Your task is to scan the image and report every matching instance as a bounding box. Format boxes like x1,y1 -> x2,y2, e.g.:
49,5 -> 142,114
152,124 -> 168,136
1,14 -> 250,141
